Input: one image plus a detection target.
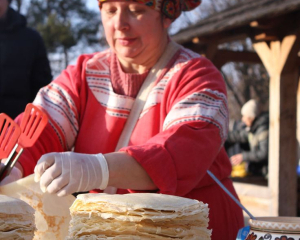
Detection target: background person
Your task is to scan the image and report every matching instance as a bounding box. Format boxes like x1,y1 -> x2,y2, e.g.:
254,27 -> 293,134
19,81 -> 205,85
226,99 -> 269,177
1,0 -> 244,239
0,0 -> 52,118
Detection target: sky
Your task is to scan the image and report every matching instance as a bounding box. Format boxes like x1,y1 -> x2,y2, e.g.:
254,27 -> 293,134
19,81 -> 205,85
87,0 -> 100,10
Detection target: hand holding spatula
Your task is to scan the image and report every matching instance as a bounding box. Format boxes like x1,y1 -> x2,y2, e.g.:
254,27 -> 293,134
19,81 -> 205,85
0,103 -> 48,183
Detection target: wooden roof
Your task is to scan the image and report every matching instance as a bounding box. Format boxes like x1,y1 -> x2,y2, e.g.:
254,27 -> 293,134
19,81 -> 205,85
172,0 -> 300,45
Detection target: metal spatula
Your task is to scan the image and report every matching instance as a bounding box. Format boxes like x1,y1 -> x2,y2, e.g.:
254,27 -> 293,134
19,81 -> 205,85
1,104 -> 48,180
0,113 -> 21,179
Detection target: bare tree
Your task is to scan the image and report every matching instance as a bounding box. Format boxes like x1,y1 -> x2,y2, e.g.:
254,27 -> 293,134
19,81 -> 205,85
221,40 -> 269,120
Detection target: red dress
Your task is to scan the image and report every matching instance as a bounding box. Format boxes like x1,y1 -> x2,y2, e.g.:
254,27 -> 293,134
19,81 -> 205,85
17,44 -> 244,240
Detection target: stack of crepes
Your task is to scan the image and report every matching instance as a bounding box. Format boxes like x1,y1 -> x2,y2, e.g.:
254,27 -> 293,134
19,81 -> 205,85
0,194 -> 35,240
67,193 -> 211,239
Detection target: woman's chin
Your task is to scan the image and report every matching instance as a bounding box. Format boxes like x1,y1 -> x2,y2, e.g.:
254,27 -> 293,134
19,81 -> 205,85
116,51 -> 140,61
114,46 -> 141,59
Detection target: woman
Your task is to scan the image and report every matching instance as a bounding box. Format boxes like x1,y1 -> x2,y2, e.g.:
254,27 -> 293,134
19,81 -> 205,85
3,0 -> 244,239
228,99 -> 269,177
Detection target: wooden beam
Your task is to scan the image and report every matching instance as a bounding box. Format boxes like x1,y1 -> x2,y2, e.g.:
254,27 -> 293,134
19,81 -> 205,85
179,45 -> 262,69
250,20 -> 273,29
213,50 -> 262,68
197,31 -> 250,46
249,16 -> 289,30
204,43 -> 218,60
254,33 -> 279,41
172,25 -> 252,46
253,31 -> 300,216
181,42 -> 206,54
252,42 -> 273,73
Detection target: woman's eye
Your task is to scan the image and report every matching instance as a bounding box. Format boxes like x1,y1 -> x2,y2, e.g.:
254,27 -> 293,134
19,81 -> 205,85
104,8 -> 117,15
130,9 -> 145,14
107,11 -> 116,14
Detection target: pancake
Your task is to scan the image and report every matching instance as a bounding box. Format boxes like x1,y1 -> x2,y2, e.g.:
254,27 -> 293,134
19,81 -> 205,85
0,194 -> 35,240
67,193 -> 211,239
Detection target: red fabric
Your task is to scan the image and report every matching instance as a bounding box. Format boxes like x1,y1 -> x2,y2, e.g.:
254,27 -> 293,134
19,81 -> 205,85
110,52 -> 148,98
17,47 -> 244,240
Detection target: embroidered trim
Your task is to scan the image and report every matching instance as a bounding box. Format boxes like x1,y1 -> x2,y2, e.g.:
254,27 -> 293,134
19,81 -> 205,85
33,83 -> 79,150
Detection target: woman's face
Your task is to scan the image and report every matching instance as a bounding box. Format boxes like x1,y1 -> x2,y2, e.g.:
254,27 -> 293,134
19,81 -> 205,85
101,1 -> 172,65
242,115 -> 255,127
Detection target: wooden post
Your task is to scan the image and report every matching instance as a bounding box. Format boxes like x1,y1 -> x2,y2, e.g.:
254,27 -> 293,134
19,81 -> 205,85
204,42 -> 218,60
297,75 -> 300,166
253,31 -> 300,216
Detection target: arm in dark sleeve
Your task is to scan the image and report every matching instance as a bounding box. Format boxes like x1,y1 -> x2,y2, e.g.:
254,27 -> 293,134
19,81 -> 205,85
226,128 -> 249,144
242,129 -> 269,162
30,31 -> 52,101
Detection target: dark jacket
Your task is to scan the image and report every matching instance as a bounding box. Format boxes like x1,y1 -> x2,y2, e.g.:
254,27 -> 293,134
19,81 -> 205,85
0,7 -> 52,118
227,112 -> 269,175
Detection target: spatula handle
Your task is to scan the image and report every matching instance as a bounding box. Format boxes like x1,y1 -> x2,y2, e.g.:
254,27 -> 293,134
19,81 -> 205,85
0,144 -> 18,181
5,148 -> 24,178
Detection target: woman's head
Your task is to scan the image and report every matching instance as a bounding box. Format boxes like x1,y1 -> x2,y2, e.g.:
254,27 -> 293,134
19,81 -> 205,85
241,99 -> 259,127
100,1 -> 171,71
99,0 -> 201,72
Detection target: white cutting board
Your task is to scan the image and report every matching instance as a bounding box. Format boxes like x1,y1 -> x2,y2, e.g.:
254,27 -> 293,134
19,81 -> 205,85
0,174 -> 75,240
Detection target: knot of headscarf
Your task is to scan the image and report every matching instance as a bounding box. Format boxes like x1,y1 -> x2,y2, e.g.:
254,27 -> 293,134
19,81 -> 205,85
98,0 -> 201,20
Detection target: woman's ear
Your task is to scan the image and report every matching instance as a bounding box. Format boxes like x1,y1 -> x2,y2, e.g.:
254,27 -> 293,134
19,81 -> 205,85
163,17 -> 172,29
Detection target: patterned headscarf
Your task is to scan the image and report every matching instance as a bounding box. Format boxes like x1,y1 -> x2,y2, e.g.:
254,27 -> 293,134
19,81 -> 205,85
98,0 -> 201,20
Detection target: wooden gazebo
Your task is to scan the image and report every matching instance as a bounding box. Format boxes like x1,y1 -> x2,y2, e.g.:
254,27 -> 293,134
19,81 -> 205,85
172,0 -> 300,217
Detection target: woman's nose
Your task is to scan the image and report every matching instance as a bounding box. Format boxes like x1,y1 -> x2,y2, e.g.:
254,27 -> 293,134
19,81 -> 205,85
114,12 -> 129,31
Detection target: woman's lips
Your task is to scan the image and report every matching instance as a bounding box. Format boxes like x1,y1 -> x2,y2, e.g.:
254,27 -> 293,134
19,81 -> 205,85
117,38 -> 136,46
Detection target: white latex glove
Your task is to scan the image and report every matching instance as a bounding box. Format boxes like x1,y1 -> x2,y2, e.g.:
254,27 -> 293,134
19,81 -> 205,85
0,163 -> 23,186
34,152 -> 109,197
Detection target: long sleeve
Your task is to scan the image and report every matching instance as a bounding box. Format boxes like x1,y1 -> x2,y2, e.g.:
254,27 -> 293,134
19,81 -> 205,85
121,57 -> 231,196
123,123 -> 225,196
16,54 -> 91,176
226,128 -> 249,144
242,126 -> 268,162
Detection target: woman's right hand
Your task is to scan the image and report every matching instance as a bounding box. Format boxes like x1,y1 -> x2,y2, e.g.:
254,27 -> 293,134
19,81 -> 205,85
34,152 -> 109,197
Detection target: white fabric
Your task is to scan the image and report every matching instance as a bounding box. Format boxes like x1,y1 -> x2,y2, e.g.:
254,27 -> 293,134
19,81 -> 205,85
104,41 -> 181,195
241,99 -> 259,118
34,152 -> 109,197
0,163 -> 22,186
98,154 -> 109,190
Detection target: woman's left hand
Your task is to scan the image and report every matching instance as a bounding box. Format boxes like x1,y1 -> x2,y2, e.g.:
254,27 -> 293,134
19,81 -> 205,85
34,152 -> 108,197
